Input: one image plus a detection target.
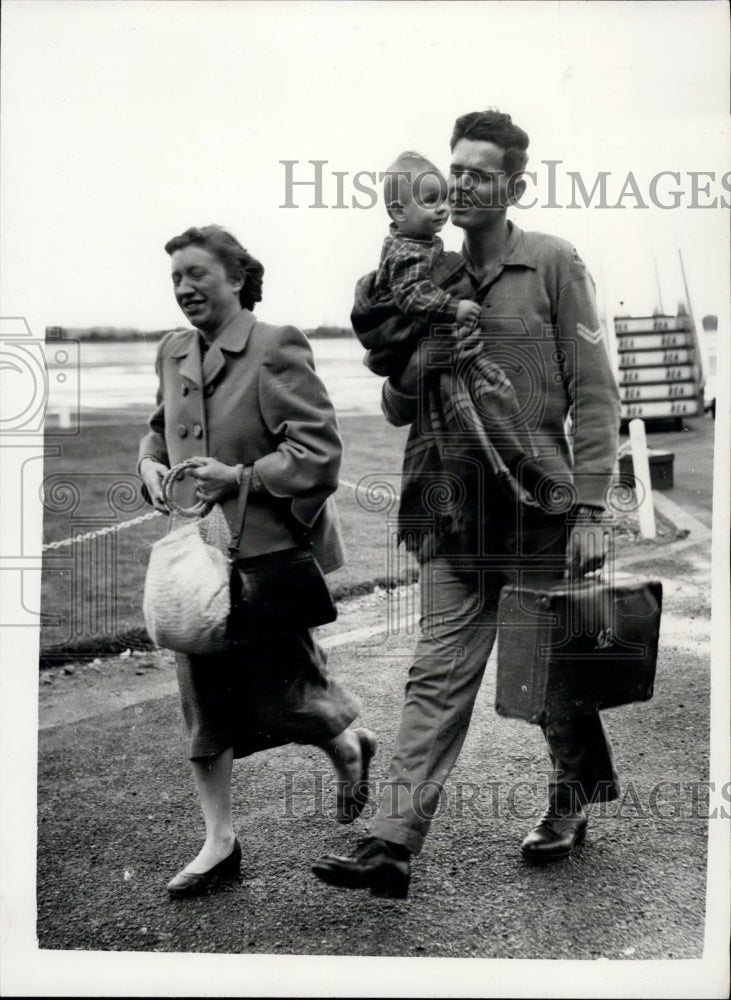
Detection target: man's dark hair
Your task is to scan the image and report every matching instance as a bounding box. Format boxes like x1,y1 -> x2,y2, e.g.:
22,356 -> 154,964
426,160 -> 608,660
450,110 -> 529,177
164,225 -> 264,311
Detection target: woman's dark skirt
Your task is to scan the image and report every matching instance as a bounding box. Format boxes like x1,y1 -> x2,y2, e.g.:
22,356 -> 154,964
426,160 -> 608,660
175,628 -> 360,760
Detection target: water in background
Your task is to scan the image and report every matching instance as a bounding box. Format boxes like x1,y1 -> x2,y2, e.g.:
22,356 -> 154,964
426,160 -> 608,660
43,325 -> 721,422
44,335 -> 384,419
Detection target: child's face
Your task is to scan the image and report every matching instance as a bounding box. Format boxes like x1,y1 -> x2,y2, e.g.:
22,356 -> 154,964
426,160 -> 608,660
396,173 -> 449,239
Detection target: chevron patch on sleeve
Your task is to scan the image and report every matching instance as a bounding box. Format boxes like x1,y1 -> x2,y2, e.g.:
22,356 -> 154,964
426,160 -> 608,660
576,322 -> 604,344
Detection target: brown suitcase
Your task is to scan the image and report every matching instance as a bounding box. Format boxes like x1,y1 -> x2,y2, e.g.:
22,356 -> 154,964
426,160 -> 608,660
495,574 -> 662,725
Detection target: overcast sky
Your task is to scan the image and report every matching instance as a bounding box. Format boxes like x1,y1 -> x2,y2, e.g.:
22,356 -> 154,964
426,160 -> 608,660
2,0 -> 729,336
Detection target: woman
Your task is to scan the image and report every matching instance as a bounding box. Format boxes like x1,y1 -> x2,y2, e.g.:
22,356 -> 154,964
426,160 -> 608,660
139,225 -> 375,898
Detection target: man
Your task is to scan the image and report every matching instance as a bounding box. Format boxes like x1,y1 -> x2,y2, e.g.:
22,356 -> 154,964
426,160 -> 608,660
312,111 -> 621,899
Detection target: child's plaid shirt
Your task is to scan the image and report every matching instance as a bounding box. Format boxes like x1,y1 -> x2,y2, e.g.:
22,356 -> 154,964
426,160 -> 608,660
373,224 -> 460,327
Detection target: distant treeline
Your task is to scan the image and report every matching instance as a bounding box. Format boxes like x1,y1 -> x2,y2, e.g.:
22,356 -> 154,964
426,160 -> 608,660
45,325 -> 354,342
45,326 -> 185,342
48,318 -> 715,343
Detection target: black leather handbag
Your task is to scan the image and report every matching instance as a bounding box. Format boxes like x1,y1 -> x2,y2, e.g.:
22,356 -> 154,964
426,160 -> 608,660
495,573 -> 662,725
227,468 -> 337,642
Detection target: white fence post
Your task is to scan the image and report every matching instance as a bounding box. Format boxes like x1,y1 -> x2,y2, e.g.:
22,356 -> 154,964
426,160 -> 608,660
629,418 -> 656,539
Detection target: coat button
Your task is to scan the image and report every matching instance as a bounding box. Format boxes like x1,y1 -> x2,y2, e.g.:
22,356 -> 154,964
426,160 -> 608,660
193,424 -> 203,438
205,384 -> 215,397
177,424 -> 188,438
181,384 -> 189,396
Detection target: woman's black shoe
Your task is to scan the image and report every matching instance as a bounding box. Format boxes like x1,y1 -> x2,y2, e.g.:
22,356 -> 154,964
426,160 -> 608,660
311,837 -> 410,898
166,838 -> 242,898
335,728 -> 377,824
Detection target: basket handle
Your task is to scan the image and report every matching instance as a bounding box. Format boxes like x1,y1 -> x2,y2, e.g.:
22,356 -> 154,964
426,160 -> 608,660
161,460 -> 213,519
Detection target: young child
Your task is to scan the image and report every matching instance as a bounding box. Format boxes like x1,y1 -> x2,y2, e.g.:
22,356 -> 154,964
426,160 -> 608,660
363,150 -> 481,376
352,151 -> 561,510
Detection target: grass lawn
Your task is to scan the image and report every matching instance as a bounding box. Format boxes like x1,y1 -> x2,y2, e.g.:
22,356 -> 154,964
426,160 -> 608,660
40,411 -> 412,663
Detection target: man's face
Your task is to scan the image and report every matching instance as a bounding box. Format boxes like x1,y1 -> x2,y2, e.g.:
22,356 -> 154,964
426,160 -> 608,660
170,245 -> 242,333
448,139 -> 520,229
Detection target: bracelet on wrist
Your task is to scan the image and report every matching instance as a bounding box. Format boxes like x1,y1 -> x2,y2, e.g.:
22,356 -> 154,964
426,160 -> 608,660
249,466 -> 264,494
235,464 -> 264,494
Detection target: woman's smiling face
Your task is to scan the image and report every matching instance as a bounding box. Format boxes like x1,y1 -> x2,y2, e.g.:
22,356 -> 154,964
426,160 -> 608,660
170,245 -> 243,334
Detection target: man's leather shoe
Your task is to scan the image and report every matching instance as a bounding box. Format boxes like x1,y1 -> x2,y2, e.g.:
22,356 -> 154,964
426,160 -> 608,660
335,728 -> 377,824
521,810 -> 587,862
166,838 -> 242,898
312,837 -> 410,898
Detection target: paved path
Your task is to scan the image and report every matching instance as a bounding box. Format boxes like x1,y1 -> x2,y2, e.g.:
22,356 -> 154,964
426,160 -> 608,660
31,535 -> 718,947
633,413 -> 717,530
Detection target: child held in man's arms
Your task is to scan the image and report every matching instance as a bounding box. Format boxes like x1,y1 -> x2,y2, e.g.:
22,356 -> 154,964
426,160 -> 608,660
361,151 -> 481,376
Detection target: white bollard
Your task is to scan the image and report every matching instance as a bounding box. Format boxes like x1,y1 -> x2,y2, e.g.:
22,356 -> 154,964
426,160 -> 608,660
629,418 -> 656,539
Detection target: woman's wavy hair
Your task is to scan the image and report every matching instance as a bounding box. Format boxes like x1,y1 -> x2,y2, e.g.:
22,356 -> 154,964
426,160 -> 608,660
164,225 -> 264,311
